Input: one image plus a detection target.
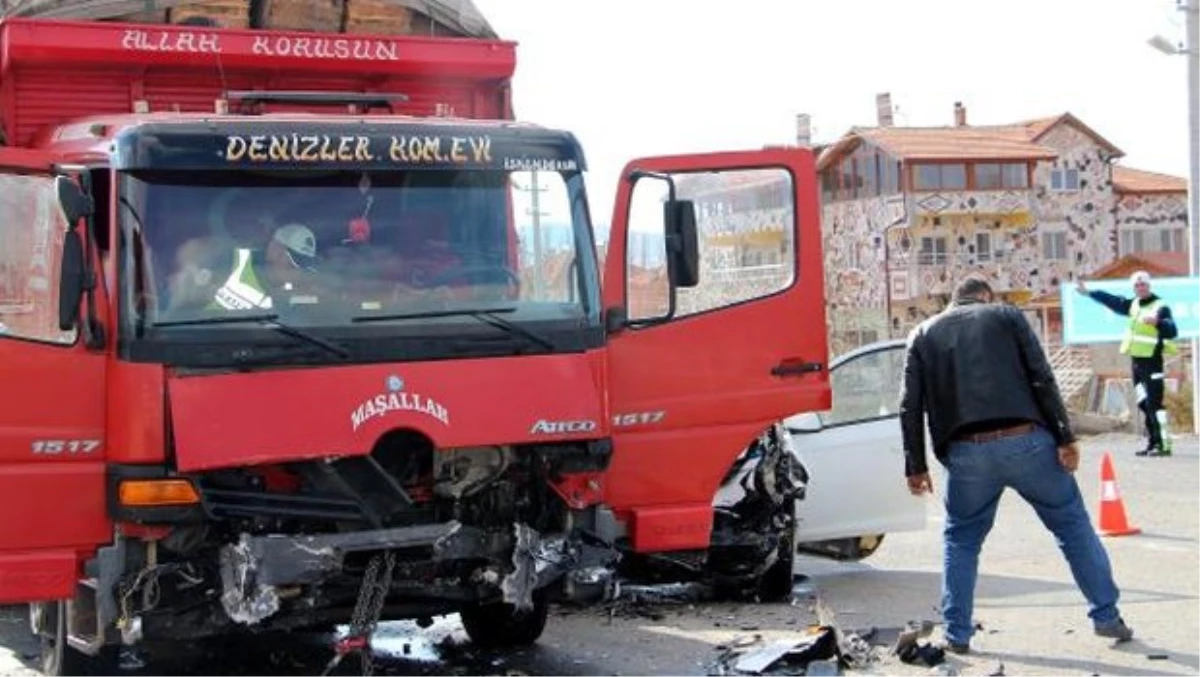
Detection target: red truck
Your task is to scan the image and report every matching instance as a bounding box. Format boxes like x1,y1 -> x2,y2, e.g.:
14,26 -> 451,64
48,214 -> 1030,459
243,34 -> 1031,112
0,14 -> 830,674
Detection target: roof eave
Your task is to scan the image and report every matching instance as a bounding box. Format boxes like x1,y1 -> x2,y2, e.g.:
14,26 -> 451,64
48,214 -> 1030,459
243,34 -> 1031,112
1115,187 -> 1188,195
901,152 -> 1059,162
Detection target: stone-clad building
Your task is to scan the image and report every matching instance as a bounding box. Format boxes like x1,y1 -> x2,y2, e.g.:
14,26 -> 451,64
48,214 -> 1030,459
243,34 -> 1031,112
815,99 -> 1190,356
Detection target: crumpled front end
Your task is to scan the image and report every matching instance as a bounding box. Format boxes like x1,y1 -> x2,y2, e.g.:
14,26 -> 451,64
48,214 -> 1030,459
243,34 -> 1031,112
94,427 -> 619,644
216,518 -> 618,627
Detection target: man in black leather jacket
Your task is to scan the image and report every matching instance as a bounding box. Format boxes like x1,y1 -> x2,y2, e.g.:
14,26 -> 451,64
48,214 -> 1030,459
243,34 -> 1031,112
898,275 -> 1132,653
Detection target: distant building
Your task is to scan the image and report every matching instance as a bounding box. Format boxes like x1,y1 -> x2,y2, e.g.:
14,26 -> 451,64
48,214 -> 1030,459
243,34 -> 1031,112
815,100 -> 1189,356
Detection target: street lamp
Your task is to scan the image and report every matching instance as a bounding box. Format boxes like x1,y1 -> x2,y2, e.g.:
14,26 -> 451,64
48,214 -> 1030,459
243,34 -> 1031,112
1149,0 -> 1200,435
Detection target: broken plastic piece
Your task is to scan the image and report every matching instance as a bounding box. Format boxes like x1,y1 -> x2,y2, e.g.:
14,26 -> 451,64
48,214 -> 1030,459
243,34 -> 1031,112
897,641 -> 945,667
725,626 -> 841,674
335,636 -> 369,655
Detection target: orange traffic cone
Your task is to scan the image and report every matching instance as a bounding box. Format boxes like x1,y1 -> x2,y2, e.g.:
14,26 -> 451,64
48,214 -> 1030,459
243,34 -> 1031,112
1098,452 -> 1140,537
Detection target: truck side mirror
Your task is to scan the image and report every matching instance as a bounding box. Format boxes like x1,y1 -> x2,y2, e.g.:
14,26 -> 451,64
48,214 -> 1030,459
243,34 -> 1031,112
664,199 -> 699,288
58,229 -> 85,331
55,175 -> 94,223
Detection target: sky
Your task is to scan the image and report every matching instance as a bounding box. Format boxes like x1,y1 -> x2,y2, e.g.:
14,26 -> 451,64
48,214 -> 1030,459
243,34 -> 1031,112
473,0 -> 1194,238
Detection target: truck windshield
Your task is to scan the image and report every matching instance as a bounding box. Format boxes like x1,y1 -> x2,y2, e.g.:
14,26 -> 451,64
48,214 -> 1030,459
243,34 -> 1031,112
118,168 -> 601,365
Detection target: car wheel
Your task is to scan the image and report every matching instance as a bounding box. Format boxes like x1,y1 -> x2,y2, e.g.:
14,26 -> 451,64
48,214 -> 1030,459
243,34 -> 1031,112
796,533 -> 887,562
460,596 -> 549,649
855,533 -> 885,559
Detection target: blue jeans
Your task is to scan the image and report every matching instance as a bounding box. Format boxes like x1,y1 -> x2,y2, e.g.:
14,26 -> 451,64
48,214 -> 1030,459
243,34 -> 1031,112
940,426 -> 1122,644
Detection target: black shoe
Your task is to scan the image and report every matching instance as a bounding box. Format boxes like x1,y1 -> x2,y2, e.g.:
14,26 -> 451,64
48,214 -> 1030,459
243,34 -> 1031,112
1094,617 -> 1134,642
1135,447 -> 1160,457
937,640 -> 970,654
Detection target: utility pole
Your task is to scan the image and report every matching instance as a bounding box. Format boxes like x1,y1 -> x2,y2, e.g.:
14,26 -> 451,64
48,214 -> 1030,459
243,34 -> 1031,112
512,171 -> 549,297
1149,0 -> 1200,434
1187,0 -> 1199,435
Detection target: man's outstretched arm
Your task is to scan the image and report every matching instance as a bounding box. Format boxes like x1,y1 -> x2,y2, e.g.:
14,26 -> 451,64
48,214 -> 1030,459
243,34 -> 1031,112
1075,279 -> 1132,316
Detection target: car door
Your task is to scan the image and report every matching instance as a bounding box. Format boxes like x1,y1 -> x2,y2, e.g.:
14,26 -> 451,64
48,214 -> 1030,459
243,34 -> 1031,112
602,148 -> 831,553
0,151 -> 110,603
785,339 -> 928,544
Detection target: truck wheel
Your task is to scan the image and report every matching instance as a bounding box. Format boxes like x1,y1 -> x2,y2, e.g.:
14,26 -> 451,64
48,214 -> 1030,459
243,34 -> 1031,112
460,596 -> 549,648
31,601 -> 117,676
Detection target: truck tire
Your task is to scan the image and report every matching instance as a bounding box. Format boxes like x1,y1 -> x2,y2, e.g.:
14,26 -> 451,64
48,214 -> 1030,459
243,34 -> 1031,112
460,596 -> 549,649
31,601 -> 117,676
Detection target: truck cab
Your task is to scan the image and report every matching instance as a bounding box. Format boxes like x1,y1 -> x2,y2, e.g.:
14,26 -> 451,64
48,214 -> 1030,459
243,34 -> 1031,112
0,16 -> 830,673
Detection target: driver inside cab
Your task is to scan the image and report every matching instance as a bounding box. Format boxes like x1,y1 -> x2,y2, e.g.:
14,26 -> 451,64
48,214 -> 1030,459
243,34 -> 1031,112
210,223 -> 321,310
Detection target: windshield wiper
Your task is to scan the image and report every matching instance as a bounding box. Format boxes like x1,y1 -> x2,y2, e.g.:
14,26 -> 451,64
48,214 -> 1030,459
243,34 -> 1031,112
152,313 -> 351,359
352,307 -> 556,351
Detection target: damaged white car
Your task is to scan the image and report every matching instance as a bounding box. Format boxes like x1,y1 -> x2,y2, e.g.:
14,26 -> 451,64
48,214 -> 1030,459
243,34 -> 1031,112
715,339 -> 928,566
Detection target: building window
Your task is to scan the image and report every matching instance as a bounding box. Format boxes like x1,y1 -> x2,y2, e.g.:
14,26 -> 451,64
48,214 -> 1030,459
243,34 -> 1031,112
975,163 -> 1003,189
1120,227 -> 1187,255
975,232 -> 993,262
820,170 -> 836,204
1165,228 -> 1185,252
1042,231 -> 1068,260
918,236 -> 948,264
857,152 -> 879,198
913,163 -> 967,191
972,163 -> 1028,190
1050,168 -> 1080,191
1003,163 -> 1029,188
882,159 -> 901,194
839,158 -> 855,200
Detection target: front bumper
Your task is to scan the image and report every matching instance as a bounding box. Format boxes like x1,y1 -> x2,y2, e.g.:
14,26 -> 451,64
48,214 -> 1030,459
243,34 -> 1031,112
218,520 -> 619,625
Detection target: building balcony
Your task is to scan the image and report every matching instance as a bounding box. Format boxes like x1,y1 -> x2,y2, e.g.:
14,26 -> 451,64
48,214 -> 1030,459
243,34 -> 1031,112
889,250 -> 1017,270
886,250 -> 1033,302
909,190 -> 1035,221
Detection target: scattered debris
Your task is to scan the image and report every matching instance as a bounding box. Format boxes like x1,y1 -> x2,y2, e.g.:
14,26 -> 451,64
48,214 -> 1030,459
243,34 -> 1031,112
1147,654 -> 1170,660
894,624 -> 947,670
893,620 -> 937,656
898,641 -> 945,667
790,575 -> 817,598
601,580 -> 715,622
712,625 -> 844,675
987,661 -> 1005,676
733,640 -> 807,674
932,664 -> 959,676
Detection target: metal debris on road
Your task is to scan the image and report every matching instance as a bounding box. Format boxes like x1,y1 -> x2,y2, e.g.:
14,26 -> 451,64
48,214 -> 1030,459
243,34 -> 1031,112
711,625 -> 844,675
600,580 -> 714,623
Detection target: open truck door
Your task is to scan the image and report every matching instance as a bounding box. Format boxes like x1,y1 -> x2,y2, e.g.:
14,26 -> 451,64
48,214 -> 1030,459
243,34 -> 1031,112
0,150 -> 109,603
601,148 -> 830,553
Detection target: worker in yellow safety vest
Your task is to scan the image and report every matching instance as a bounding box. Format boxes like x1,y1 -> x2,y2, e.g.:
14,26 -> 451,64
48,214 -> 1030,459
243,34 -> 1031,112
210,223 -> 320,311
1076,271 -> 1179,456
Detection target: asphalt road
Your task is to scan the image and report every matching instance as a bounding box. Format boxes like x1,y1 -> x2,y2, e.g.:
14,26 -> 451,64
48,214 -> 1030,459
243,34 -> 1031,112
0,431 -> 1195,676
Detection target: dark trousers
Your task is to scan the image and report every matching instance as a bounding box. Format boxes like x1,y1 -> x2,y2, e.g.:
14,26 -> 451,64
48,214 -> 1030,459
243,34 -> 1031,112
1132,359 -> 1165,449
